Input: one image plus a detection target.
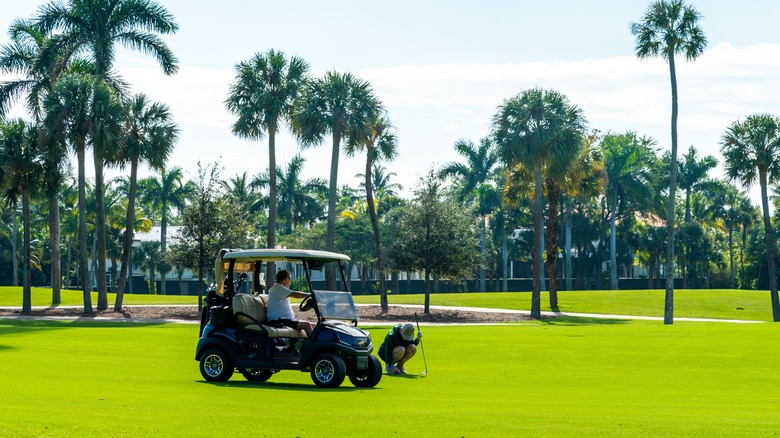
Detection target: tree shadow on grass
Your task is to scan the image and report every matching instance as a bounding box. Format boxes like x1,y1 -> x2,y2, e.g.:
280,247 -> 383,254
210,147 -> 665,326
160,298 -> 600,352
541,315 -> 630,326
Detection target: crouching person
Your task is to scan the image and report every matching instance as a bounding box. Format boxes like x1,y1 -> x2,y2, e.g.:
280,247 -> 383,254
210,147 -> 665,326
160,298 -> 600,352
378,322 -> 422,375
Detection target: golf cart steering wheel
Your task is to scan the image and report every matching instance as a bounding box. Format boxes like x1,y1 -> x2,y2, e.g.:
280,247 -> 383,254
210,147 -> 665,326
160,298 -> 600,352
299,293 -> 314,312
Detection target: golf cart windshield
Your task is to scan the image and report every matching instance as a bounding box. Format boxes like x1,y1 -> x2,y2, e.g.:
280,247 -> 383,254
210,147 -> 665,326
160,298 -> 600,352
314,290 -> 359,322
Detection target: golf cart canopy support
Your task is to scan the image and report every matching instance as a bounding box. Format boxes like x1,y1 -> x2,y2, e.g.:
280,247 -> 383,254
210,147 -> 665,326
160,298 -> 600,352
214,248 -> 351,295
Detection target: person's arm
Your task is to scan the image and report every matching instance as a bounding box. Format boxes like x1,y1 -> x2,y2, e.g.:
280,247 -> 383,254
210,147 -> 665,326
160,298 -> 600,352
289,291 -> 310,299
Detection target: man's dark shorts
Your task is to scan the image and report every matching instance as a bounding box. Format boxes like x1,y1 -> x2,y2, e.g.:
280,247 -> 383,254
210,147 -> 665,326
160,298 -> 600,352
270,318 -> 300,329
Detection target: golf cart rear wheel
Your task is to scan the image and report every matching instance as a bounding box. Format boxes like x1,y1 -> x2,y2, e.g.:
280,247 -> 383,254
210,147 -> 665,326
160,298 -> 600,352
311,353 -> 346,388
348,355 -> 382,388
240,368 -> 273,382
200,348 -> 234,382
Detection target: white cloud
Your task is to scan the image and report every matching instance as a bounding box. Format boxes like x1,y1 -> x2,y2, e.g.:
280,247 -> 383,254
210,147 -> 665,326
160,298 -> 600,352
4,42 -> 779,204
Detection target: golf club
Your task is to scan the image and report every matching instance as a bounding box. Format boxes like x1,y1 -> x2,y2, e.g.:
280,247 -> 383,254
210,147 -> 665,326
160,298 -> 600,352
414,313 -> 428,377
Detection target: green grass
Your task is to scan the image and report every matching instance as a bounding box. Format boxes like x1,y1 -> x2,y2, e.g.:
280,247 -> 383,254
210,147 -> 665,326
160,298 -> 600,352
353,289 -> 775,321
0,286 -> 198,307
3,286 -> 776,321
1,317 -> 779,436
2,286 -> 775,321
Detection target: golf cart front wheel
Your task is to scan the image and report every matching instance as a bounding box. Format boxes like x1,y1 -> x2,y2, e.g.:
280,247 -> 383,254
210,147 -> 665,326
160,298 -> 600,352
240,368 -> 274,382
348,355 -> 382,388
311,353 -> 346,388
200,348 -> 234,382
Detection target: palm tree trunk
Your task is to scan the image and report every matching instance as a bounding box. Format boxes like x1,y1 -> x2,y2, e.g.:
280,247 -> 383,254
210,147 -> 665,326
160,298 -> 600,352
22,192 -> 32,314
501,215 -> 509,292
759,171 -> 780,322
77,145 -> 93,314
12,204 -> 18,287
94,150 -> 108,310
546,178 -> 560,308
424,269 -> 431,314
365,154 -> 388,312
161,189 -> 168,295
325,131 -> 342,290
565,197 -> 573,291
49,195 -> 61,305
663,52 -> 679,325
530,161 -> 543,319
115,157 -> 138,311
479,216 -> 486,292
266,125 -> 278,290
610,189 -> 618,290
728,228 -> 735,289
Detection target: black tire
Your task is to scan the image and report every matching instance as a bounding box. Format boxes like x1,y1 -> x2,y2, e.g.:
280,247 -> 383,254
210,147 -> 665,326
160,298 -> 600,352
199,348 -> 234,382
310,353 -> 346,388
348,355 -> 382,388
240,368 -> 273,382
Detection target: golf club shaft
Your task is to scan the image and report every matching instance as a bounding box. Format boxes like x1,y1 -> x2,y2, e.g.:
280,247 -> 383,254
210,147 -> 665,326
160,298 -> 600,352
414,313 -> 428,375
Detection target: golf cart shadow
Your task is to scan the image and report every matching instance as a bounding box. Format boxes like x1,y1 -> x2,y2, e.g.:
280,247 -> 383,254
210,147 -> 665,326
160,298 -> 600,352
389,373 -> 425,380
197,380 -> 380,392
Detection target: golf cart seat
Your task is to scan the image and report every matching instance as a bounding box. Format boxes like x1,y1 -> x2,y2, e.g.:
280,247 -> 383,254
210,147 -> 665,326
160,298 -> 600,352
232,294 -> 307,339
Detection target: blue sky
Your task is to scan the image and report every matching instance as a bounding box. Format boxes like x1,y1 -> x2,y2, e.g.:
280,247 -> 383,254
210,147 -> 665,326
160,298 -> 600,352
3,1 -> 780,202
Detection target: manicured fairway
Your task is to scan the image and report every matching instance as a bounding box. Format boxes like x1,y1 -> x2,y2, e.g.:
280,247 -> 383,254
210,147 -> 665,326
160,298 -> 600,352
2,287 -> 774,322
353,289 -> 775,321
1,317 -> 778,436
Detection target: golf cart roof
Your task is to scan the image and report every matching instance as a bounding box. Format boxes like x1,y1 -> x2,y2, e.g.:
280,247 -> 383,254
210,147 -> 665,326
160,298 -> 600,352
214,249 -> 350,296
221,249 -> 350,263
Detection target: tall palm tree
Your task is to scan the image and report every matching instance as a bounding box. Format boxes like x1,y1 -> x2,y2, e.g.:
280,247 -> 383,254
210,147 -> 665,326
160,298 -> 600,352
359,164 -> 403,200
721,114 -> 780,322
36,0 -> 179,307
673,145 -> 718,288
293,71 -> 381,289
138,167 -> 193,262
114,94 -> 178,310
226,49 -> 309,287
441,137 -> 500,293
562,135 -> 605,291
0,19 -> 70,305
492,88 -> 585,318
43,73 -> 120,314
0,118 -> 42,313
34,0 -> 179,79
678,146 -> 718,223
346,111 -> 398,312
601,132 -> 655,290
632,0 -> 707,324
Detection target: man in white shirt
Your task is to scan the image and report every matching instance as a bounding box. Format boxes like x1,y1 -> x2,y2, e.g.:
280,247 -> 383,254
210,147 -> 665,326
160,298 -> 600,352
266,269 -> 315,337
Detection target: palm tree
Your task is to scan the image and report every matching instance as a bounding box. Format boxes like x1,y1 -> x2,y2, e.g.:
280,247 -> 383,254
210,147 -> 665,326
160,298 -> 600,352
114,94 -> 178,310
293,71 -> 381,289
632,0 -> 707,324
225,49 -> 309,287
0,19 -> 71,305
562,134 -> 605,291
492,88 -> 585,318
359,164 -> 403,200
0,118 -> 42,313
138,166 -> 194,289
678,146 -> 718,223
44,73 -> 120,314
673,146 -> 718,288
601,132 -> 656,290
721,114 -> 780,322
252,154 -> 327,234
34,0 -> 179,79
36,0 -> 179,307
346,111 -> 398,312
441,137 -> 500,293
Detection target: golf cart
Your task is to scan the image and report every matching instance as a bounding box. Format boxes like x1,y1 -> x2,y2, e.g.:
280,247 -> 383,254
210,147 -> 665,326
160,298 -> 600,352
195,248 -> 382,389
